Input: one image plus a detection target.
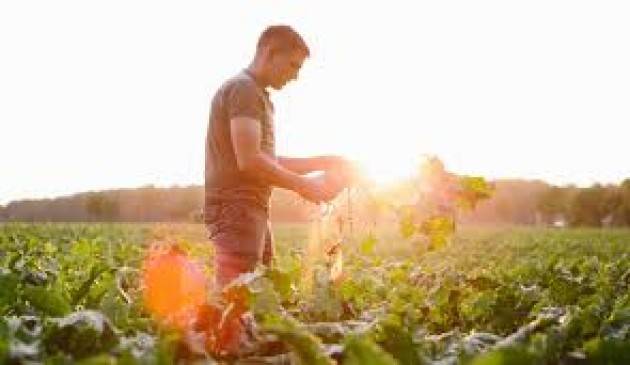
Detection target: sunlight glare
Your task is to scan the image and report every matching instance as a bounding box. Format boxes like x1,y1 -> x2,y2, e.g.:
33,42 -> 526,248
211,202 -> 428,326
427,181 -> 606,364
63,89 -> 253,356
351,151 -> 423,188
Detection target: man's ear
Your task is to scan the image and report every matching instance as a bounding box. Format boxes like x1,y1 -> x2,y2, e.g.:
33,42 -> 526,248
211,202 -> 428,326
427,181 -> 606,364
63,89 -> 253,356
259,44 -> 276,62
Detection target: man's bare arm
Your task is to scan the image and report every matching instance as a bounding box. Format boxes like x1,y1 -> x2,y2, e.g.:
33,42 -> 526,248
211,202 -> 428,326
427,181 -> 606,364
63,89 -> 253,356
231,117 -> 335,202
277,156 -> 340,175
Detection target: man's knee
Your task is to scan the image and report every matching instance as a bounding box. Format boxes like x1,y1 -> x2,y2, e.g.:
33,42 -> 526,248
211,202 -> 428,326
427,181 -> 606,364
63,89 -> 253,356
213,250 -> 258,290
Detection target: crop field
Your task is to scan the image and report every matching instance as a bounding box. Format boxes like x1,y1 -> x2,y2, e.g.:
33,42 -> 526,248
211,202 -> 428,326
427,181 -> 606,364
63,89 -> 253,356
1,222 -> 630,364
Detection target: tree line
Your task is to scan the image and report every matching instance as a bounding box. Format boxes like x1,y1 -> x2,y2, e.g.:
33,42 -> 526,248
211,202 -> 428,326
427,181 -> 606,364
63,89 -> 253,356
1,179 -> 629,227
0,185 -> 311,223
535,179 -> 630,227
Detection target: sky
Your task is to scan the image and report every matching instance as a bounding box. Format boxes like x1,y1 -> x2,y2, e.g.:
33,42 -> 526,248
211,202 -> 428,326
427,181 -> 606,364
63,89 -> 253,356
1,1 -> 629,205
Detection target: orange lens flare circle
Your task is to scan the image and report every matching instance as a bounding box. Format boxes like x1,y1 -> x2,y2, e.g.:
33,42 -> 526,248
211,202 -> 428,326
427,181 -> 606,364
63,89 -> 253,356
141,244 -> 208,330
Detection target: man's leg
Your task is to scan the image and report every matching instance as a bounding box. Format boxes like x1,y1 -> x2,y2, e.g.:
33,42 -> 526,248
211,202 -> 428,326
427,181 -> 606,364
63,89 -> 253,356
208,202 -> 268,291
213,248 -> 259,290
202,202 -> 270,355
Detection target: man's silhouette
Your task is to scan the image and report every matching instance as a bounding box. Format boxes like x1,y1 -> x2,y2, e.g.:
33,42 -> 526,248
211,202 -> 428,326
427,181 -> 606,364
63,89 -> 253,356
205,25 -> 351,290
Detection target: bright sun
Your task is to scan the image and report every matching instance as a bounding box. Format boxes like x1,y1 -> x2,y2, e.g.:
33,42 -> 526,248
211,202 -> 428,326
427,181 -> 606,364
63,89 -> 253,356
349,150 -> 423,188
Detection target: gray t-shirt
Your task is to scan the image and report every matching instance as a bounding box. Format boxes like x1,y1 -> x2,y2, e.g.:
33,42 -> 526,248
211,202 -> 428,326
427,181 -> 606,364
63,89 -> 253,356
204,70 -> 276,213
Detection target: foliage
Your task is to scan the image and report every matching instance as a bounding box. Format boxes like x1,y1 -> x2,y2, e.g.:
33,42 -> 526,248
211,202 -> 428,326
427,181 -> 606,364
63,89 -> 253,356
398,157 -> 493,249
2,223 -> 630,363
343,335 -> 399,365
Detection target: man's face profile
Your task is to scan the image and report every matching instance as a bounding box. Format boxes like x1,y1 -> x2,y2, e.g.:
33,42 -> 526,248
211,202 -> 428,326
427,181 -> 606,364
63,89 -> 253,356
266,48 -> 307,90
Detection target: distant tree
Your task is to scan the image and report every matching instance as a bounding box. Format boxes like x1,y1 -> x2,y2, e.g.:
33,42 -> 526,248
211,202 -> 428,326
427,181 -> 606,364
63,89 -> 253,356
136,186 -> 162,221
537,186 -> 568,224
85,193 -> 120,221
598,185 -> 622,226
568,184 -> 609,227
612,179 -> 630,226
166,188 -> 202,221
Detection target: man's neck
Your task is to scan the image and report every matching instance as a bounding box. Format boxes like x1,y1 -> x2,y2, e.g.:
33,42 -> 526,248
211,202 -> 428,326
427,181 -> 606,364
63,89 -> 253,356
246,63 -> 270,89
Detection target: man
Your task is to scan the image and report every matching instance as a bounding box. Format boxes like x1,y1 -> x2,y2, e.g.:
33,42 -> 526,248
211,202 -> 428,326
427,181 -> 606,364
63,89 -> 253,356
205,25 -> 351,291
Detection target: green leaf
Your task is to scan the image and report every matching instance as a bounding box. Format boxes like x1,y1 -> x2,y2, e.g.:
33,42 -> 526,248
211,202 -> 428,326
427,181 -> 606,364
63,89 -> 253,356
262,314 -> 334,365
0,272 -> 20,314
72,264 -> 109,306
343,335 -> 399,365
469,347 -> 538,365
360,234 -> 377,255
399,211 -> 416,239
0,319 -> 8,364
584,338 -> 630,364
457,176 -> 494,210
267,266 -> 294,301
419,216 -> 455,249
377,321 -> 426,365
75,354 -> 117,365
23,285 -> 71,316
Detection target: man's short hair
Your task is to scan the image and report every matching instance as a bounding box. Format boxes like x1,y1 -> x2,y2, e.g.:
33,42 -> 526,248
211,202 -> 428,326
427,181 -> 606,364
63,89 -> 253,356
256,25 -> 310,57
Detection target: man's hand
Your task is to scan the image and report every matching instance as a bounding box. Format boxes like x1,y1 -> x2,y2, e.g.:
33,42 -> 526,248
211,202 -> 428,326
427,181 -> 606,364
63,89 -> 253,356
229,119 -> 359,202
297,159 -> 362,204
320,156 -> 363,188
296,176 -> 338,203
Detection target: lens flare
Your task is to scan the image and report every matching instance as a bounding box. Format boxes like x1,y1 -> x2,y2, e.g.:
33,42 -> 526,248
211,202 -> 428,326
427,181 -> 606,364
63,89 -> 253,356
141,244 -> 208,330
352,153 -> 423,188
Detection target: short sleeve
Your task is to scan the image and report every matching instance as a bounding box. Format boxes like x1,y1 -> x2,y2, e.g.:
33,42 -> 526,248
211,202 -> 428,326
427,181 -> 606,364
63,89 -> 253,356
226,81 -> 265,121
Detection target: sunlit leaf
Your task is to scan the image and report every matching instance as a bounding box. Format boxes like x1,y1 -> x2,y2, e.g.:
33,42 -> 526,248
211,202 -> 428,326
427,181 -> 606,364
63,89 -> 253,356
343,335 -> 399,365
